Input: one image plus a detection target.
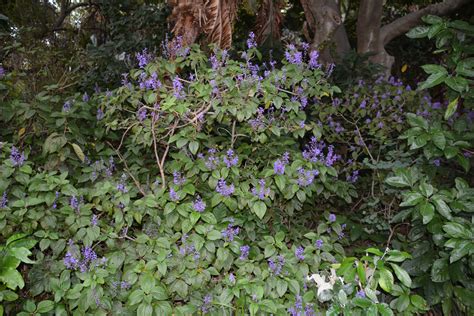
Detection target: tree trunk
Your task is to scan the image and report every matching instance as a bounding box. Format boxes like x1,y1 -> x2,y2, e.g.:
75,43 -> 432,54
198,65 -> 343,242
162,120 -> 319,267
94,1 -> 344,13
356,0 -> 394,73
301,0 -> 350,64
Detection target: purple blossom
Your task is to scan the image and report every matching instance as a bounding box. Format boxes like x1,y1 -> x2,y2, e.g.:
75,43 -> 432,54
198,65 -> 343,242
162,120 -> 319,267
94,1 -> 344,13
137,107 -> 147,122
308,50 -> 321,69
136,48 -> 151,68
433,159 -> 441,167
305,304 -> 315,316
229,273 -> 235,283
251,179 -> 270,200
172,76 -> 185,99
326,63 -> 335,77
268,255 -> 285,275
82,246 -> 98,262
91,214 -> 98,226
0,66 -> 5,78
216,179 -> 234,197
203,149 -> 219,170
222,220 -> 240,242
210,54 -> 220,70
10,146 -> 25,167
70,195 -> 80,213
356,290 -> 366,298
274,152 -> 289,175
329,213 -> 336,222
169,188 -> 179,201
201,294 -> 212,314
223,149 -> 238,168
295,246 -> 305,261
117,183 -> 128,193
173,171 -> 186,186
193,196 -> 206,212
346,170 -> 359,183
360,99 -> 367,109
1,192 -> 7,208
82,92 -> 89,102
315,239 -> 323,249
297,168 -> 318,187
120,281 -> 131,290
62,100 -> 72,112
240,245 -> 250,260
285,44 -> 303,65
247,32 -> 257,49
64,252 -> 79,269
96,108 -> 105,120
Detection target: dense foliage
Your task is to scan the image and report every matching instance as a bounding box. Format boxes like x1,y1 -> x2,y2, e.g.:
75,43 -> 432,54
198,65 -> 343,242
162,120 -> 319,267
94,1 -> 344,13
0,15 -> 473,316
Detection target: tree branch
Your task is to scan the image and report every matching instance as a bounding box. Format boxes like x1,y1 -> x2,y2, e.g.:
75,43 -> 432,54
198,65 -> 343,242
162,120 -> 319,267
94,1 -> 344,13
52,2 -> 94,31
381,0 -> 470,45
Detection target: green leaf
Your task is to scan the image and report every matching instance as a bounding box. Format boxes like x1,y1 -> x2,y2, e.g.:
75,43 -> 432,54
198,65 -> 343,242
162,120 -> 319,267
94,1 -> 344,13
410,295 -> 428,310
0,269 -> 24,290
406,113 -> 429,130
252,201 -> 267,219
377,303 -> 394,316
432,197 -> 452,219
137,303 -> 153,316
36,300 -> 54,313
128,289 -> 144,305
449,241 -> 471,263
276,279 -> 288,297
418,72 -> 447,90
385,176 -> 410,188
10,247 -> 35,264
443,222 -> 471,239
207,230 -> 221,240
389,263 -> 412,288
431,132 -> 446,150
406,26 -> 429,38
71,143 -> 85,163
400,192 -> 423,207
188,141 -> 199,155
139,272 -> 155,294
445,76 -> 468,93
274,175 -> 286,192
444,98 -> 458,120
421,64 -> 447,75
419,202 -> 435,224
378,267 -> 394,293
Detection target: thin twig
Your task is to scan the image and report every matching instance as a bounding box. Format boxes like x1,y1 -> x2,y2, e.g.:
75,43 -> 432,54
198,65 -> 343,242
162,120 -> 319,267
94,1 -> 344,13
106,141 -> 146,196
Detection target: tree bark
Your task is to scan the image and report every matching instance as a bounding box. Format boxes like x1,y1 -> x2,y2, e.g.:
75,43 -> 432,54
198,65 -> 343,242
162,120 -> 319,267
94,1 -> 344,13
301,0 -> 350,64
356,0 -> 470,74
380,0 -> 470,46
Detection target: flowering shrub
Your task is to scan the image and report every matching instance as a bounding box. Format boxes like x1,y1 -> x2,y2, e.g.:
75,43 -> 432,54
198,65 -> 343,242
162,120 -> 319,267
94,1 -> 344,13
0,28 -> 472,315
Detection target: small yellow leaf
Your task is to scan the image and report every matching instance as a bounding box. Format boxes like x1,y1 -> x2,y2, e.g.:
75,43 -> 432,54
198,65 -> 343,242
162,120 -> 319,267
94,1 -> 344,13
18,128 -> 26,137
401,64 -> 408,73
71,143 -> 85,163
321,92 -> 329,97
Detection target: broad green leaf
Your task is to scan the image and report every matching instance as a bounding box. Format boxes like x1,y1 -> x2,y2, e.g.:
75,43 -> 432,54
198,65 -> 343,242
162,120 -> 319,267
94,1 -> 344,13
378,267 -> 394,293
252,201 -> 267,219
389,263 -> 412,288
419,202 -> 435,224
71,143 -> 85,162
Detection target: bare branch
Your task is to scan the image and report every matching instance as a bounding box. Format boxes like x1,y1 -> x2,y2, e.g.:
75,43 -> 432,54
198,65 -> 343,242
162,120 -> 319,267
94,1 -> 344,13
381,0 -> 470,45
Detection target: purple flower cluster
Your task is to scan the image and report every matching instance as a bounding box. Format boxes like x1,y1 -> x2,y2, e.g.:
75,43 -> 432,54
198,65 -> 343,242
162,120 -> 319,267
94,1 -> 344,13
63,242 -> 106,272
201,294 -> 212,314
173,171 -> 186,186
62,100 -> 72,112
285,44 -> 303,65
274,152 -> 289,175
169,188 -> 179,201
96,108 -> 105,121
70,195 -> 80,213
222,219 -> 240,242
295,246 -> 305,261
117,174 -> 128,193
0,192 -> 7,208
193,196 -> 206,212
229,273 -> 236,283
10,146 -> 25,167
329,213 -> 336,222
223,149 -> 238,168
199,148 -> 220,170
111,280 -> 131,291
82,92 -> 89,102
52,191 -> 59,209
139,72 -> 162,90
172,76 -> 185,99
251,179 -> 270,200
247,32 -> 257,49
216,179 -> 234,197
136,48 -> 152,68
137,107 -> 147,122
0,66 -> 5,78
315,239 -> 323,249
308,50 -> 321,69
356,290 -> 366,298
296,168 -> 319,187
268,255 -> 285,275
239,245 -> 250,260
302,137 -> 340,167
346,170 -> 359,183
249,107 -> 265,130
91,214 -> 98,226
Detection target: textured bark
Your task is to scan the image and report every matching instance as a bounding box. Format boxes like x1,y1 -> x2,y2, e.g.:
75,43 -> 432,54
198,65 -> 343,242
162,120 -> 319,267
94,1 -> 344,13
254,0 -> 283,46
356,0 -> 470,73
300,0 -> 350,64
381,0 -> 470,45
